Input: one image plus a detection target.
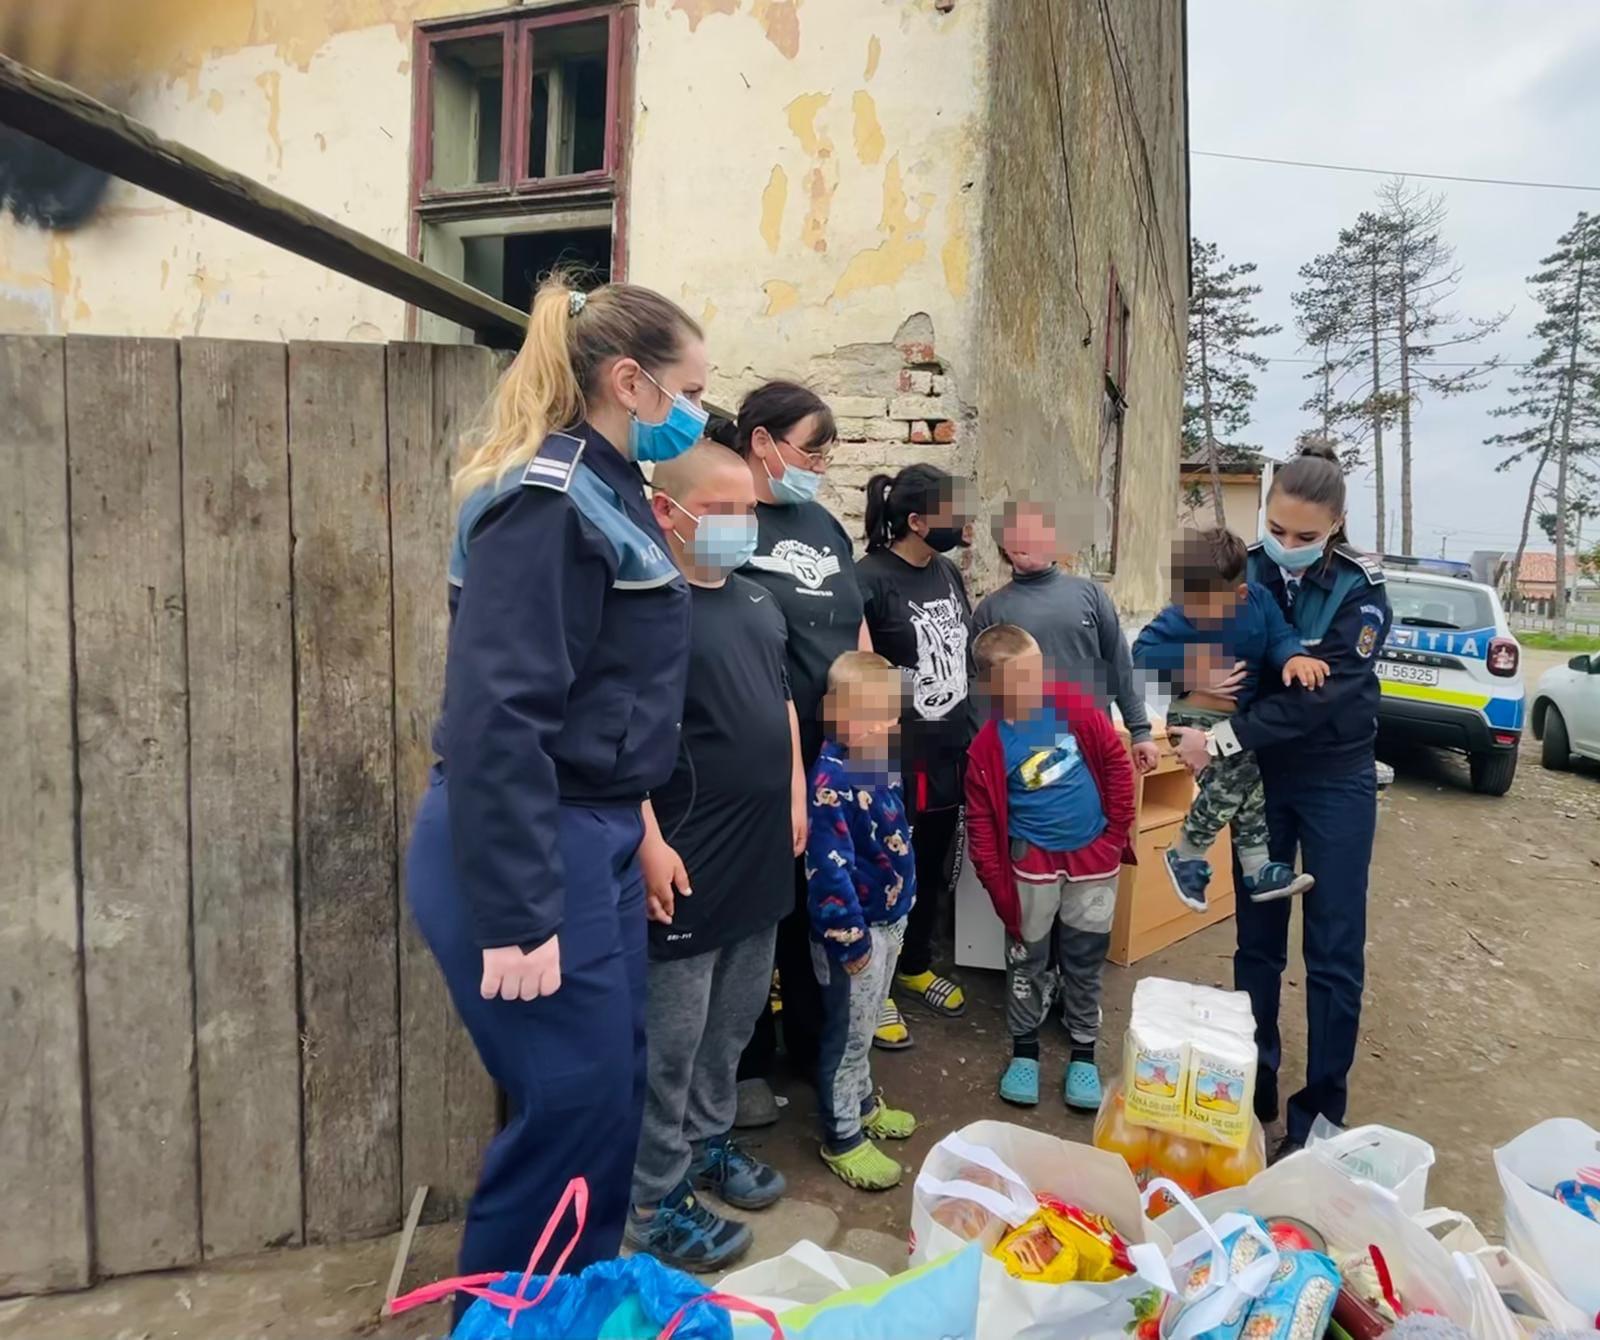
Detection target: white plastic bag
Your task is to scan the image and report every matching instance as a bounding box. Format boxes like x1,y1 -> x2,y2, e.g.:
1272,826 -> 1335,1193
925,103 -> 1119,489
1413,1206 -> 1489,1254
1456,1243 -> 1593,1339
1305,1118 -> 1436,1215
909,1121 -> 1176,1339
1156,1147 -> 1476,1325
1494,1117 -> 1600,1323
716,1239 -> 888,1315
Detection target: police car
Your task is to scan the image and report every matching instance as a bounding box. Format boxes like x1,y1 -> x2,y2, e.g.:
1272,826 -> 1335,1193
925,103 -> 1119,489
1376,563 -> 1524,795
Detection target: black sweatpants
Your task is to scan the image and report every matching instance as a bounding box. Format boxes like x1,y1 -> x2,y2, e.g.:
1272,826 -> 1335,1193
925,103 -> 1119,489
738,858 -> 821,1081
899,804 -> 962,979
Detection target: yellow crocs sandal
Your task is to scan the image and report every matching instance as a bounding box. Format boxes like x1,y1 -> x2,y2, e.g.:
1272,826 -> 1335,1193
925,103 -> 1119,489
862,1095 -> 917,1140
821,1139 -> 903,1191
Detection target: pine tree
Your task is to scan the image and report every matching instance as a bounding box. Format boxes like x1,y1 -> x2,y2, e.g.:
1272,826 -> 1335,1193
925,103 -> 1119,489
1374,179 -> 1506,555
1525,214 -> 1600,620
1292,214 -> 1402,548
1184,239 -> 1280,527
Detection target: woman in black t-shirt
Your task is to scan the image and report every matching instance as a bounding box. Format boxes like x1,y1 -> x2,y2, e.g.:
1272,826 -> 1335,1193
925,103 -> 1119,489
711,381 -> 867,1120
856,463 -> 976,1048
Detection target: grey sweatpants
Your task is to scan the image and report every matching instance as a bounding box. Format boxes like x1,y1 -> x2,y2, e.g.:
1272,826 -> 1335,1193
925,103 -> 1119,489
1005,875 -> 1118,1046
631,925 -> 778,1207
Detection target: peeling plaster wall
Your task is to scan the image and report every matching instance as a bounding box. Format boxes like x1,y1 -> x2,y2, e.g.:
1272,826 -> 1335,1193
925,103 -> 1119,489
975,0 -> 1188,613
0,1 -> 484,341
629,0 -> 992,538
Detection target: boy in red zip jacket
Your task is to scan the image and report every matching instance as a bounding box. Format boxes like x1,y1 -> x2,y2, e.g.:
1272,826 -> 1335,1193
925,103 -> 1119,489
965,624 -> 1136,1111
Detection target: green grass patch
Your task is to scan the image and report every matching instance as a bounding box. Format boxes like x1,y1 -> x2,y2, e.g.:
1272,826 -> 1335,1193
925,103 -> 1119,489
1516,630 -> 1600,651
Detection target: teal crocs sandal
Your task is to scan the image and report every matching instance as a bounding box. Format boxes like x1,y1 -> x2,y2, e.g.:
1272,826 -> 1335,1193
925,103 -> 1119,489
999,1056 -> 1040,1106
1064,1059 -> 1102,1111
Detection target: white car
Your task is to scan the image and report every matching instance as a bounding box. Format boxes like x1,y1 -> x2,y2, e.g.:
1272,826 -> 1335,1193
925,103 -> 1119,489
1532,650 -> 1600,769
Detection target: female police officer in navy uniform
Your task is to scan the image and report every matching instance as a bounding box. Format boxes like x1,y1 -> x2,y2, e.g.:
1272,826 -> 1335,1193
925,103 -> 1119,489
1171,442 -> 1391,1160
406,273 -> 707,1310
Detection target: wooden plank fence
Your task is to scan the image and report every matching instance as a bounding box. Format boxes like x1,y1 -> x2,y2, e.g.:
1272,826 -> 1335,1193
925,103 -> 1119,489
0,334 -> 500,1295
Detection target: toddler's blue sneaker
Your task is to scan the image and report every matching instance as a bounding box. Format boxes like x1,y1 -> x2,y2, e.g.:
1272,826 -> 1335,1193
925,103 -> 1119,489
691,1134 -> 785,1210
999,1056 -> 1041,1106
1164,848 -> 1212,912
1245,862 -> 1315,903
625,1181 -> 751,1272
1064,1059 -> 1103,1111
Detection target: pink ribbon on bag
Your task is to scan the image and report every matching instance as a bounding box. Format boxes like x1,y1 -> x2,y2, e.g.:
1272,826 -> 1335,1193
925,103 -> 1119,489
387,1176 -> 589,1319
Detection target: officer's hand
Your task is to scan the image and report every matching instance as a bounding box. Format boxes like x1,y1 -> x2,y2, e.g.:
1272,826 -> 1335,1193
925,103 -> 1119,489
1130,740 -> 1161,775
1169,726 -> 1211,776
843,947 -> 873,976
791,793 -> 808,856
641,835 -> 691,924
1283,655 -> 1330,689
480,939 -> 560,1001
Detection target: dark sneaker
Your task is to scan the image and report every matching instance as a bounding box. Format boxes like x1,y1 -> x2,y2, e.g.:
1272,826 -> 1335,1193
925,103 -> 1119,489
1245,862 -> 1315,903
691,1134 -> 786,1210
1164,848 -> 1212,912
625,1181 -> 752,1272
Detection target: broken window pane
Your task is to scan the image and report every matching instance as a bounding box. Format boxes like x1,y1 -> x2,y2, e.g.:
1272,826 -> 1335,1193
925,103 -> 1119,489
527,19 -> 609,179
429,34 -> 505,190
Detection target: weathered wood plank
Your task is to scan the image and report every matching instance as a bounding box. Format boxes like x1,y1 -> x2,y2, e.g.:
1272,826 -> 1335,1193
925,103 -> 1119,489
67,335 -> 199,1275
289,341 -> 401,1241
180,339 -> 303,1258
388,343 -> 498,1222
0,56 -> 527,346
0,336 -> 92,1294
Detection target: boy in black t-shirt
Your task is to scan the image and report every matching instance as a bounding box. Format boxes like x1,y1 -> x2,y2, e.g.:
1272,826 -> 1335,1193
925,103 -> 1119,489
626,444 -> 804,1273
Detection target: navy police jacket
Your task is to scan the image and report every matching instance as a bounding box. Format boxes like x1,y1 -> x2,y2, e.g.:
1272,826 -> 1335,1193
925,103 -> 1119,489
438,425 -> 691,949
1215,543 -> 1391,775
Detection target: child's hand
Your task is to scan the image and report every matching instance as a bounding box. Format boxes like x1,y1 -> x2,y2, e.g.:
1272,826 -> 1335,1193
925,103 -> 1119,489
640,835 -> 691,924
844,947 -> 872,976
1283,655 -> 1330,690
791,793 -> 808,856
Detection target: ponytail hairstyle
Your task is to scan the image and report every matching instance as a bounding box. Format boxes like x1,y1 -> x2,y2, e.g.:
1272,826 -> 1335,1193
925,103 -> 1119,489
713,379 -> 837,458
452,269 -> 701,508
864,462 -> 954,553
1268,439 -> 1349,549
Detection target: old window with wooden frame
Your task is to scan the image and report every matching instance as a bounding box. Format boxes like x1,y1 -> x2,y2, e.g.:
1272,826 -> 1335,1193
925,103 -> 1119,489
411,4 -> 630,331
1092,268 -> 1131,576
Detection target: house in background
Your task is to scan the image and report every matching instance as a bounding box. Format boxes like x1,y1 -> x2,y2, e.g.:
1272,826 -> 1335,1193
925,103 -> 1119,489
0,0 -> 1190,611
1513,551 -> 1584,606
1176,453 -> 1275,545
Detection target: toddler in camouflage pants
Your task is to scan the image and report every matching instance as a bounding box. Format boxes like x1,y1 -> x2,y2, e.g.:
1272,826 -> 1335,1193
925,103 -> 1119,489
1133,527 -> 1330,912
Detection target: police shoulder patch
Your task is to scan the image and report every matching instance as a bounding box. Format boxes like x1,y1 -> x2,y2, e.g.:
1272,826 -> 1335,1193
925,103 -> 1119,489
1336,542 -> 1386,585
1356,623 -> 1379,658
521,431 -> 586,492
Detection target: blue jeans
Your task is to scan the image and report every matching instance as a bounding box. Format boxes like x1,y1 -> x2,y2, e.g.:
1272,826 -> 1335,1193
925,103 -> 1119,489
1233,762 -> 1376,1144
813,920 -> 904,1153
406,772 -> 646,1316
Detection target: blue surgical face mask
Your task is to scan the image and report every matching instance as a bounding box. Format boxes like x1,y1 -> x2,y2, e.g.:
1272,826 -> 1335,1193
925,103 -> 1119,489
1261,527 -> 1330,571
667,498 -> 759,575
630,367 -> 708,464
763,450 -> 823,505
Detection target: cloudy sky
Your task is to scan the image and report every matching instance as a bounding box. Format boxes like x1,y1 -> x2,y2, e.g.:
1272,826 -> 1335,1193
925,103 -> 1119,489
1188,0 -> 1600,558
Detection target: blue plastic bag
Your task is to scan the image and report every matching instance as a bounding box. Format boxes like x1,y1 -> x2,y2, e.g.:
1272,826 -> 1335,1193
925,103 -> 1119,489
452,1254 -> 733,1340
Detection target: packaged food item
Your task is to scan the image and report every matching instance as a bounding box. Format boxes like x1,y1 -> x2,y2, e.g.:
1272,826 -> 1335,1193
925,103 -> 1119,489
990,1198 -> 1132,1284
1160,1219 -> 1274,1335
1263,1217 -> 1326,1254
1096,1076 -> 1267,1198
926,1161 -> 1015,1243
1553,1177 -> 1600,1222
1184,1021 -> 1256,1150
1238,1249 -> 1341,1339
1122,978 -> 1258,1146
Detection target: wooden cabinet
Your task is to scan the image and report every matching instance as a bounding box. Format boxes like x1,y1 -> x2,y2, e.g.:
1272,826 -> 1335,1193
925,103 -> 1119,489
1108,728 -> 1235,965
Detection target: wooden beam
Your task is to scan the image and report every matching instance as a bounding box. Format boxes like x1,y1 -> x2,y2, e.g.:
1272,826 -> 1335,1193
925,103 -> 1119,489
0,55 -> 528,347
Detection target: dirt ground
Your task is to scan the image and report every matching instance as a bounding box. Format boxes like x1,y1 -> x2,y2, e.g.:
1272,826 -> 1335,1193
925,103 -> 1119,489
8,648 -> 1598,1339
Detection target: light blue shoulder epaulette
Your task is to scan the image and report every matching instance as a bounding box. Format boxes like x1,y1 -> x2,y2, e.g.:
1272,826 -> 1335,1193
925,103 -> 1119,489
448,431 -> 677,592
